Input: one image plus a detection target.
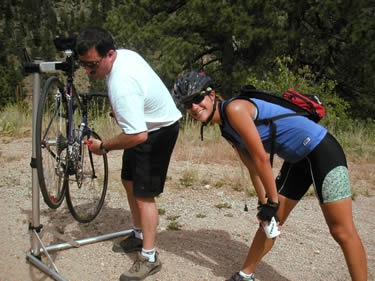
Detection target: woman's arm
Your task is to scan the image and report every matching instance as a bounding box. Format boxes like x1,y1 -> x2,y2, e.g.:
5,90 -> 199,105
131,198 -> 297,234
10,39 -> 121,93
225,100 -> 279,204
235,146 -> 267,205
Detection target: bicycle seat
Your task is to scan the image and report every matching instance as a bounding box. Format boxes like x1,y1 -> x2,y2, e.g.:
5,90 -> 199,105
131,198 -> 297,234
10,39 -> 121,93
54,34 -> 77,51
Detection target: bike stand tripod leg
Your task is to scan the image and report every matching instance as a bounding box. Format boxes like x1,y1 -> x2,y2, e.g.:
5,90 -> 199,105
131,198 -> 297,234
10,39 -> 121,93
25,59 -> 133,281
24,59 -> 67,281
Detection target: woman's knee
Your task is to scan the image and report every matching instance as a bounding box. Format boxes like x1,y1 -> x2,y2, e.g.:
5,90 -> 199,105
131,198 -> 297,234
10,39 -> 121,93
328,222 -> 358,245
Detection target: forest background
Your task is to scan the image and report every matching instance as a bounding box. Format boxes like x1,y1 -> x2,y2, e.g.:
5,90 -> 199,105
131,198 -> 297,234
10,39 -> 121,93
0,3 -> 374,280
0,0 -> 374,121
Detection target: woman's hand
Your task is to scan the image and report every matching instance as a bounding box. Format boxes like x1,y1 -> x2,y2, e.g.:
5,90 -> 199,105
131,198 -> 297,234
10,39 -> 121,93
257,199 -> 280,222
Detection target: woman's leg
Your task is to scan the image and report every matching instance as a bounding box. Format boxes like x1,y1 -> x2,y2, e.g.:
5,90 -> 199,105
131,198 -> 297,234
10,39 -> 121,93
320,197 -> 367,281
241,195 -> 298,274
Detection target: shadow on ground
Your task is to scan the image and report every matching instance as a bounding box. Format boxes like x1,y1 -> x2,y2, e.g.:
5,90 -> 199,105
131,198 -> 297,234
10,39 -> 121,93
157,228 -> 289,281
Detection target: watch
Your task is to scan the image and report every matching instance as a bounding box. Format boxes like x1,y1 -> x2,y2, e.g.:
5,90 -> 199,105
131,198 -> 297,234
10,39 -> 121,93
100,141 -> 109,154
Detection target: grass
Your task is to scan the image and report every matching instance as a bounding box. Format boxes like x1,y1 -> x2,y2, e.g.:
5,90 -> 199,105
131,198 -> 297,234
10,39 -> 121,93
196,213 -> 207,218
215,202 -> 232,209
0,103 -> 32,137
167,221 -> 182,231
325,118 -> 375,162
166,215 -> 182,230
1,103 -> 374,197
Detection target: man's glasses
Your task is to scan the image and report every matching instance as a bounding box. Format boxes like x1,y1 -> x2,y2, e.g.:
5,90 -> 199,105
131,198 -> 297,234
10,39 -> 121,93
78,57 -> 104,69
183,90 -> 211,109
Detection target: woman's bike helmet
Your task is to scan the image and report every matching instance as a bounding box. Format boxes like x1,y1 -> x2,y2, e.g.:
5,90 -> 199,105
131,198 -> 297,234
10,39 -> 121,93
173,71 -> 217,141
173,71 -> 213,105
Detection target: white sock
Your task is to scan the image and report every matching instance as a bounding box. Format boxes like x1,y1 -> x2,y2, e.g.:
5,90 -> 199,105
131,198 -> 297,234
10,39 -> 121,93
133,227 -> 143,240
239,271 -> 254,280
141,248 -> 156,262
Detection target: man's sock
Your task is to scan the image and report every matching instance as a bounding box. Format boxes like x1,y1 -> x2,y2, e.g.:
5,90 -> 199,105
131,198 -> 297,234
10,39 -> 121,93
141,248 -> 156,262
133,227 -> 143,240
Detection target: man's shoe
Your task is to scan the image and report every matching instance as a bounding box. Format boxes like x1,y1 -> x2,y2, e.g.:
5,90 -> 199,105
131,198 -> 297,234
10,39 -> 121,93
226,272 -> 255,281
112,233 -> 143,253
119,252 -> 162,281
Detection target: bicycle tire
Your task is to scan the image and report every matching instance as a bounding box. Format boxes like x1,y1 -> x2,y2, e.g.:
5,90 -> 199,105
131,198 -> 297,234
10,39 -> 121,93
65,130 -> 108,223
35,76 -> 68,209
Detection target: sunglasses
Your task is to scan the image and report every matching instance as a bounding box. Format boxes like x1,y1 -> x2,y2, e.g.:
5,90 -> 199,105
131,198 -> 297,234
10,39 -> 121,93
183,90 -> 211,109
78,57 -> 104,69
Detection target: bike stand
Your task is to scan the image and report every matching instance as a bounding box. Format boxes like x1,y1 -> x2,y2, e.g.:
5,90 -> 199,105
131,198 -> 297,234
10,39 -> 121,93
25,59 -> 132,281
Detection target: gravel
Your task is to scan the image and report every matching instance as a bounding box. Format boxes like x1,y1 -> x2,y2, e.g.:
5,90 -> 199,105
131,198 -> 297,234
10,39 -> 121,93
0,137 -> 374,281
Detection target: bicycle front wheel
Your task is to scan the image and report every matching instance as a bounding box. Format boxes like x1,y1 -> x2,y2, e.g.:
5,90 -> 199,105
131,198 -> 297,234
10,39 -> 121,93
36,76 -> 68,209
65,131 -> 108,223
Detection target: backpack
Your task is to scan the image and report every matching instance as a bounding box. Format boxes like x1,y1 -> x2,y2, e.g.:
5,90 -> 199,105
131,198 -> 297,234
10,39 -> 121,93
240,85 -> 325,122
220,85 -> 326,166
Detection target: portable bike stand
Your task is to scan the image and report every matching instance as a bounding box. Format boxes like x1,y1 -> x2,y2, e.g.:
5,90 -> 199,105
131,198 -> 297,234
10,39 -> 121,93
25,59 -> 132,281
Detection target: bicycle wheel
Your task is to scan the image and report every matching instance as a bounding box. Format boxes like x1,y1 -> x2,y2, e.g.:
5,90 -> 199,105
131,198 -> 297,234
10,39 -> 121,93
65,131 -> 108,223
35,76 -> 68,209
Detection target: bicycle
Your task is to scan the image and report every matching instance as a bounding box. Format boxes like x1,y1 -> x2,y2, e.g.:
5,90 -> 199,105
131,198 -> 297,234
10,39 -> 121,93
35,35 -> 108,223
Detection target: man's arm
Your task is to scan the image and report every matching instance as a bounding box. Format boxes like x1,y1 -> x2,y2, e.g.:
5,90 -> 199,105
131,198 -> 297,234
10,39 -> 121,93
88,131 -> 148,155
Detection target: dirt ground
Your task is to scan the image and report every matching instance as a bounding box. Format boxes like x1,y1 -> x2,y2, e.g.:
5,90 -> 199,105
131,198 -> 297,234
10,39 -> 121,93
0,136 -> 374,281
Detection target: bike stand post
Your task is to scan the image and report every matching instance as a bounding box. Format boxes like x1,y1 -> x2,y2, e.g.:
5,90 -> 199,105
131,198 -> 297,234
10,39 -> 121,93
25,59 -> 132,281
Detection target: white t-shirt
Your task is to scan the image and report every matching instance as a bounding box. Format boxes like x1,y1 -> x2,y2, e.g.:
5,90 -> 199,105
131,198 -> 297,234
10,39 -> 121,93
106,49 -> 182,134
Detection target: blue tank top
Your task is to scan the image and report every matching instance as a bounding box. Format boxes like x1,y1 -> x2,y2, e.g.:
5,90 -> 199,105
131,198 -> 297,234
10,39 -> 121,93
219,97 -> 327,163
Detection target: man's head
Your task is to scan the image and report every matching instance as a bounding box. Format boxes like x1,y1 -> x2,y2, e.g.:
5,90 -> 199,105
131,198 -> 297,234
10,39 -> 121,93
76,26 -> 117,78
76,26 -> 115,57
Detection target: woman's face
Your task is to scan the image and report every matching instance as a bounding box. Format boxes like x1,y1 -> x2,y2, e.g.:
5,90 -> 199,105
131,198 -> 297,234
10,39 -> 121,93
185,92 -> 214,122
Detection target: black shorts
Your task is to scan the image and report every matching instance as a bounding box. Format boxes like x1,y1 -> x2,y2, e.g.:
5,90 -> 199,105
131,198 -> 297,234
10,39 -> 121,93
121,121 -> 179,198
276,132 -> 352,203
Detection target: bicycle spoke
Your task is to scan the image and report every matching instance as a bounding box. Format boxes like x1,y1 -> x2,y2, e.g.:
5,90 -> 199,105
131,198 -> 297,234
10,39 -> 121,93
36,77 -> 68,209
66,131 -> 108,223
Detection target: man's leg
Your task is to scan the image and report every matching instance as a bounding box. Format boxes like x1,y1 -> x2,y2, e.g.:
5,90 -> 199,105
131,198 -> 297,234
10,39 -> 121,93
135,196 -> 158,250
112,179 -> 143,253
122,179 -> 141,228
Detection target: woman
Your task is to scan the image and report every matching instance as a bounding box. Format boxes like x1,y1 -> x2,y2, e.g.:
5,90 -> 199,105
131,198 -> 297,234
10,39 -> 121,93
173,71 -> 367,281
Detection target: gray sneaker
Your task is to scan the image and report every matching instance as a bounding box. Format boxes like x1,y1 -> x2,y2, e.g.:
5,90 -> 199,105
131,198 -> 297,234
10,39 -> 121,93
112,233 -> 143,253
119,252 -> 162,281
226,272 -> 255,281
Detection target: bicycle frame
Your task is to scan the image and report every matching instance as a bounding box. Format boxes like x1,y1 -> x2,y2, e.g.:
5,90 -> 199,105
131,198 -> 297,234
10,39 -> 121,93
25,59 -> 130,281
49,50 -> 87,179
34,41 -> 109,216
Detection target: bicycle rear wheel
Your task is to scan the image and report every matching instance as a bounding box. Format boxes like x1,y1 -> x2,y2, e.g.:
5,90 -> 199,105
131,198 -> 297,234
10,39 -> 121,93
35,76 -> 69,209
65,131 -> 108,223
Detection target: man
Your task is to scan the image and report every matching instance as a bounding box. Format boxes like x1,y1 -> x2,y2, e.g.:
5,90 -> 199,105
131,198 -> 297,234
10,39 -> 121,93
76,26 -> 182,281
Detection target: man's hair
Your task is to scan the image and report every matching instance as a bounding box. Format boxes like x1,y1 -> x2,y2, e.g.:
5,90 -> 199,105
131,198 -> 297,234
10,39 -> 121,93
76,26 -> 116,57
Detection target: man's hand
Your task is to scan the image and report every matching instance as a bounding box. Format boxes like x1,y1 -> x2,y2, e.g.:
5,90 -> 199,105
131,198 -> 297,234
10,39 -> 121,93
86,138 -> 105,155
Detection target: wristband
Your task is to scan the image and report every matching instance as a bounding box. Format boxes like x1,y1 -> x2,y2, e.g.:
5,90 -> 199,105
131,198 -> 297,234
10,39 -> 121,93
100,141 -> 108,154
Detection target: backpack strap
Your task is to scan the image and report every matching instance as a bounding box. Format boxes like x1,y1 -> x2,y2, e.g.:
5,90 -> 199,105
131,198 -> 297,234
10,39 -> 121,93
240,89 -> 312,166
255,113 -> 305,166
220,96 -> 309,167
219,99 -> 239,145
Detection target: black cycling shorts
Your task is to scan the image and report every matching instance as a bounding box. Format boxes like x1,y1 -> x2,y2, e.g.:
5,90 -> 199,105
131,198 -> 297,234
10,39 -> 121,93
276,132 -> 352,204
121,121 -> 179,198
